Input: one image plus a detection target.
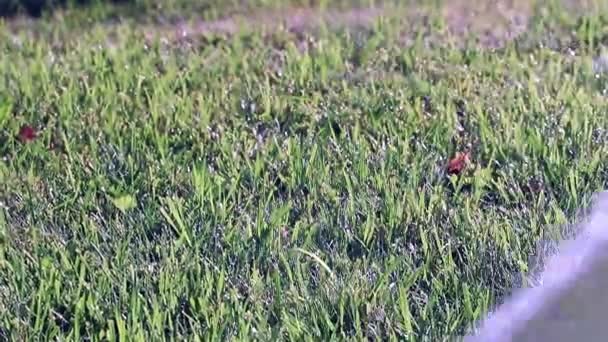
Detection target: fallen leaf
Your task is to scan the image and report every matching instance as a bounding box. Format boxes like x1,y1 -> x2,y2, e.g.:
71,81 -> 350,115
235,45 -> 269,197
447,151 -> 470,175
18,125 -> 37,143
111,194 -> 137,212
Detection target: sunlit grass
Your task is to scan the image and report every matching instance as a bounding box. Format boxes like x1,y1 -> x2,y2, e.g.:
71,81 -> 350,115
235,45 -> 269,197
1,0 -> 608,340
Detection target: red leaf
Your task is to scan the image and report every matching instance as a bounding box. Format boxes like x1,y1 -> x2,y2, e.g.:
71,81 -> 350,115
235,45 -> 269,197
447,152 -> 470,175
18,125 -> 37,143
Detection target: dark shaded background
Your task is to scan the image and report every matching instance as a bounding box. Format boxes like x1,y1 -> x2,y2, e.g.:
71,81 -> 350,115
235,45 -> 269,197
0,0 -> 129,17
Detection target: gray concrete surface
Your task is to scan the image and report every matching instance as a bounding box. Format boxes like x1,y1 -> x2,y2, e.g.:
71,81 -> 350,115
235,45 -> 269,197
465,191 -> 608,342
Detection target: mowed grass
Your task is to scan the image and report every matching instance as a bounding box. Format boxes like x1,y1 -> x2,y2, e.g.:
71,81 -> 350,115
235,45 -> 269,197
2,0 -> 608,340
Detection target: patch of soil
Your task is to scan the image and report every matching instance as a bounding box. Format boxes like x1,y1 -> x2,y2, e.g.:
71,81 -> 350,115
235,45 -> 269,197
442,0 -> 532,48
140,1 -> 538,49
3,1 -> 598,51
142,6 -> 386,43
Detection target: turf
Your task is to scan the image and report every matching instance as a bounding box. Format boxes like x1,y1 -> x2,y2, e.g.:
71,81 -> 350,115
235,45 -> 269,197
1,0 -> 608,340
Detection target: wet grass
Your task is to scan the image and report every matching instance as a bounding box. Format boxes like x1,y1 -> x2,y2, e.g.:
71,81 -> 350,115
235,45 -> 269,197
2,0 -> 608,340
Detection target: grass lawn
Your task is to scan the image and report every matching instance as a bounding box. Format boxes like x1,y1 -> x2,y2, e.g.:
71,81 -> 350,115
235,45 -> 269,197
2,0 -> 608,340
